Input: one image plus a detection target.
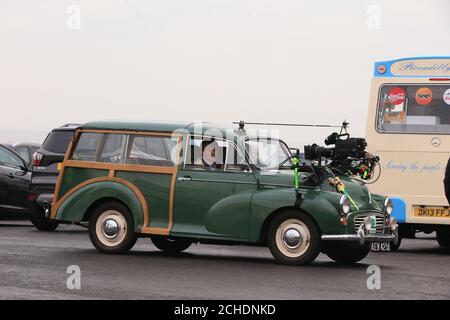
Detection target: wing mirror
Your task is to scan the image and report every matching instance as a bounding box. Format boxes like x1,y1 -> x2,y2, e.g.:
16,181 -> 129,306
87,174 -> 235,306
240,163 -> 251,172
20,160 -> 30,172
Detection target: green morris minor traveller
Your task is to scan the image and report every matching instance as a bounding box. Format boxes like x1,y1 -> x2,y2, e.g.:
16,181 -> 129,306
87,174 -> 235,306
49,121 -> 397,265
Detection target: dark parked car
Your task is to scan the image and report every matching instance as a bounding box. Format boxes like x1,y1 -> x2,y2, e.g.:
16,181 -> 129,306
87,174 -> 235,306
7,142 -> 41,166
0,144 -> 31,217
29,124 -> 78,230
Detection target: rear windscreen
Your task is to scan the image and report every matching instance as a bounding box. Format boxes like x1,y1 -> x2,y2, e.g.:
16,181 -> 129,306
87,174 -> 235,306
42,131 -> 74,153
376,84 -> 450,133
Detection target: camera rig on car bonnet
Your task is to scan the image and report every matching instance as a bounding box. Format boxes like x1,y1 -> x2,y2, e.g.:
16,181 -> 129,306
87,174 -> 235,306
234,120 -> 381,208
235,120 -> 380,182
303,121 -> 380,182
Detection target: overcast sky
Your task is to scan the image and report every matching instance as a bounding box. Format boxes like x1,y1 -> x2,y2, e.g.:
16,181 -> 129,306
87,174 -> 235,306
1,0 -> 450,146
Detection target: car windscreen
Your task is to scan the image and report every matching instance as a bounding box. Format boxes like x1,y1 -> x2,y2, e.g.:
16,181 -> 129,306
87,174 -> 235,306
42,130 -> 74,154
245,139 -> 292,170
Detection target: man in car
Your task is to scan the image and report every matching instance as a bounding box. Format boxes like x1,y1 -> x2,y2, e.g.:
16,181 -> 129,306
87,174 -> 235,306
201,140 -> 222,169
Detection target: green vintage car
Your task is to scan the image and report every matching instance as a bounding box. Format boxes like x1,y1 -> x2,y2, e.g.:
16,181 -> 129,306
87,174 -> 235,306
49,121 -> 397,265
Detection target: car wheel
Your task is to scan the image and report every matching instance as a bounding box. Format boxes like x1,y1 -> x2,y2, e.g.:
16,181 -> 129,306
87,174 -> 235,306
324,242 -> 371,264
389,233 -> 402,251
437,230 -> 450,247
30,207 -> 59,231
267,211 -> 320,266
151,236 -> 192,253
88,201 -> 137,254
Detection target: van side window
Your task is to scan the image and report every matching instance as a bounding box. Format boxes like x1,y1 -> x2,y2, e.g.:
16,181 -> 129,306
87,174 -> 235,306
99,134 -> 127,163
126,135 -> 176,167
185,136 -> 227,171
71,133 -> 103,161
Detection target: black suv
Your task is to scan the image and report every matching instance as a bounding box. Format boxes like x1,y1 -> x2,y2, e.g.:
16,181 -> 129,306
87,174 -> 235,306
30,124 -> 78,230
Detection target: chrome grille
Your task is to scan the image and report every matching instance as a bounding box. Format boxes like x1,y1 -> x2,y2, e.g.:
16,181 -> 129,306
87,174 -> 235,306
354,214 -> 385,233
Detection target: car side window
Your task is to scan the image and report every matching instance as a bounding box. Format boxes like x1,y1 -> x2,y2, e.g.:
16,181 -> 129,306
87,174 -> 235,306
0,147 -> 23,168
225,144 -> 249,172
71,133 -> 103,161
126,135 -> 177,167
185,136 -> 227,171
15,147 -> 30,163
99,134 -> 127,163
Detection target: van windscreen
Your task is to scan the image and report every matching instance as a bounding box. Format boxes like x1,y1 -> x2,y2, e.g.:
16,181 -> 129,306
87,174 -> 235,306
376,84 -> 450,133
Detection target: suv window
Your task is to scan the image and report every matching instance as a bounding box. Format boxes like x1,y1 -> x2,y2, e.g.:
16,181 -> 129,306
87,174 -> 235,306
71,133 -> 103,161
100,134 -> 127,163
0,146 -> 23,168
42,130 -> 74,153
126,135 -> 177,167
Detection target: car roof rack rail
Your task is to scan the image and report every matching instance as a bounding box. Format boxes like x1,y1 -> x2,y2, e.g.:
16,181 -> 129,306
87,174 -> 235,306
60,123 -> 80,128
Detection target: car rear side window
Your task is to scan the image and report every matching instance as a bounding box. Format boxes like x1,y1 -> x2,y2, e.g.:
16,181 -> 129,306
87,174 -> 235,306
126,135 -> 177,167
71,132 -> 103,161
42,130 -> 74,154
99,134 -> 127,163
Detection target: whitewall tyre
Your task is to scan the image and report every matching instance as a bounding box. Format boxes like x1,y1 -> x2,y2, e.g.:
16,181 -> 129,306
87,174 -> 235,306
267,211 -> 320,265
89,201 -> 137,254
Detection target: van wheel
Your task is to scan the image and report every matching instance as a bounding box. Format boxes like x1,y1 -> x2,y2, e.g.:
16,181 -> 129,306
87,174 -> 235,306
151,236 -> 192,253
324,242 -> 371,264
267,211 -> 320,266
30,207 -> 59,231
437,230 -> 450,247
89,201 -> 137,254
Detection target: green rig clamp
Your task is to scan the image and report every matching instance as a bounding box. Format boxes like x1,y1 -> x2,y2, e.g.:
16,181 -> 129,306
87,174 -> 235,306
291,151 -> 303,207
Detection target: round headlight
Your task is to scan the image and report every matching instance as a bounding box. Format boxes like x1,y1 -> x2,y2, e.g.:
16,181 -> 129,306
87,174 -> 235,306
340,195 -> 351,215
384,197 -> 394,215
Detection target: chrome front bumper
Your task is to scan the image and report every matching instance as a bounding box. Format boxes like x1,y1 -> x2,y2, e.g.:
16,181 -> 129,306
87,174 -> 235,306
321,225 -> 398,246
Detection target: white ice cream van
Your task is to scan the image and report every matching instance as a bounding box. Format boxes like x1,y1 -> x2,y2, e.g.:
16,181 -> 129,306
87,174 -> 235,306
366,56 -> 450,250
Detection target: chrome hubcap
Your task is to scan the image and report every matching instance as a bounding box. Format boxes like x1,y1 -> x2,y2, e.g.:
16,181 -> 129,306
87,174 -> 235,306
275,219 -> 311,258
103,219 -> 120,239
283,228 -> 302,248
95,210 -> 127,247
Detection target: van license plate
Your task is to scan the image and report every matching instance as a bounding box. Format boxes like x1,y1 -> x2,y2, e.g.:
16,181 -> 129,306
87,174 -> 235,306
413,207 -> 450,218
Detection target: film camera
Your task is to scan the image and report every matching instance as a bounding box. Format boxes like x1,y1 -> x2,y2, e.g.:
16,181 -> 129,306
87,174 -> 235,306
304,122 -> 379,181
304,132 -> 367,162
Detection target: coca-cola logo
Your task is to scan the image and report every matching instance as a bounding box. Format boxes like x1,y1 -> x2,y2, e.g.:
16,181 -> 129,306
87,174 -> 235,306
387,87 -> 406,105
415,87 -> 433,105
444,88 -> 450,106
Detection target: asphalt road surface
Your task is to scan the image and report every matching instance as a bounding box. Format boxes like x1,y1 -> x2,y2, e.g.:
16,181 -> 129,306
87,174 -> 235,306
1,220 -> 449,300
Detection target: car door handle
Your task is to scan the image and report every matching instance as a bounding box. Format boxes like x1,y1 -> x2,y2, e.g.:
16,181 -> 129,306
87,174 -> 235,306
7,173 -> 14,179
177,176 -> 192,182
